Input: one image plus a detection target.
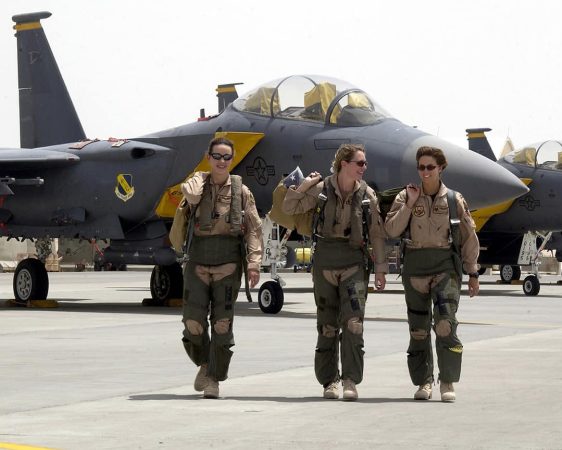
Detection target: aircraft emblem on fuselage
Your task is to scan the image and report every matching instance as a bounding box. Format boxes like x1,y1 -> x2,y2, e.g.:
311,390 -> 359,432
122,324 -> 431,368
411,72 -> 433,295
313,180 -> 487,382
518,194 -> 540,211
115,174 -> 135,202
246,157 -> 275,185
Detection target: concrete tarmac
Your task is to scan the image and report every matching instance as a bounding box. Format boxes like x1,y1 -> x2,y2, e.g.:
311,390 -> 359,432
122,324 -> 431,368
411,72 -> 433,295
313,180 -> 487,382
1,271 -> 562,449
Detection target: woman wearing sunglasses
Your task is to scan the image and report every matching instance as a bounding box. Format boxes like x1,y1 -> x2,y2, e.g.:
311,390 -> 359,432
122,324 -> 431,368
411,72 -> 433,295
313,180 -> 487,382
180,137 -> 263,399
282,143 -> 388,401
385,146 -> 480,402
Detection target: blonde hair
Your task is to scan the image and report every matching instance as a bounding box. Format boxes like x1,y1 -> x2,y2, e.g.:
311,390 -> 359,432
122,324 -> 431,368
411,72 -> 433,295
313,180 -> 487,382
332,143 -> 365,173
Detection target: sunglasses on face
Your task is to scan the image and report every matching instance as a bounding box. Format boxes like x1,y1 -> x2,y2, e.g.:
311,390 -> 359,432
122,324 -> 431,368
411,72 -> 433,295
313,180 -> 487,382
209,152 -> 233,161
349,160 -> 368,167
418,164 -> 437,171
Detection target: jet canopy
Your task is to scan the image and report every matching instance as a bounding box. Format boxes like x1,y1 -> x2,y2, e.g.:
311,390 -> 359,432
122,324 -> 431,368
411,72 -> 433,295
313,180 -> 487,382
503,140 -> 562,171
232,75 -> 391,126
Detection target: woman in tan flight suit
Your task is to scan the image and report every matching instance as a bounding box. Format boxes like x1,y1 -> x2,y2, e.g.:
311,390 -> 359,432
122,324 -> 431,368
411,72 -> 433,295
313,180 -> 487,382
282,143 -> 387,401
180,137 -> 262,399
385,146 -> 479,402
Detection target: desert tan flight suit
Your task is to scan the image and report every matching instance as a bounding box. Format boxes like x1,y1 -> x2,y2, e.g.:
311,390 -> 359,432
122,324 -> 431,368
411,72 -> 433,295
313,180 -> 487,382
385,182 -> 478,385
283,175 -> 388,386
181,171 -> 262,381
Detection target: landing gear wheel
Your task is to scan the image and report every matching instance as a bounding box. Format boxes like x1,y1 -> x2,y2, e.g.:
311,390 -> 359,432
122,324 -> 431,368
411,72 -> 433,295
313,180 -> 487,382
500,265 -> 521,282
523,275 -> 540,296
258,281 -> 284,314
150,263 -> 183,302
13,258 -> 49,304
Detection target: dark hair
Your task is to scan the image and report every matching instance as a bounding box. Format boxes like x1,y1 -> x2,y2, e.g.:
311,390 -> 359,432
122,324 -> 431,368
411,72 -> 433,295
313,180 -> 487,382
208,137 -> 235,155
332,143 -> 366,173
416,146 -> 448,170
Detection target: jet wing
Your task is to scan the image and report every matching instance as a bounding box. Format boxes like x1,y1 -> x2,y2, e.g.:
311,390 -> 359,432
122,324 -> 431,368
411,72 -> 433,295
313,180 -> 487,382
0,148 -> 80,169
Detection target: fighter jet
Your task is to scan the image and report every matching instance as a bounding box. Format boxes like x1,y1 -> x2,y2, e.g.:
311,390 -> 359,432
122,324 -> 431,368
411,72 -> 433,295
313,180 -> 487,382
467,128 -> 562,295
0,12 -> 528,312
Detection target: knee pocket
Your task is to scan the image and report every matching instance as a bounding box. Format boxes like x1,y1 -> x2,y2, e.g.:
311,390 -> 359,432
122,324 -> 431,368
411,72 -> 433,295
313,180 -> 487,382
347,317 -> 363,335
410,328 -> 429,340
435,320 -> 452,337
321,324 -> 338,338
185,319 -> 204,336
213,318 -> 231,335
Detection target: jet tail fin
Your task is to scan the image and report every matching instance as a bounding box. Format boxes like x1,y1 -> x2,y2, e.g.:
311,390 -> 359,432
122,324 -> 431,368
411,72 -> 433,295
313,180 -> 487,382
216,83 -> 242,113
12,11 -> 86,148
466,128 -> 496,161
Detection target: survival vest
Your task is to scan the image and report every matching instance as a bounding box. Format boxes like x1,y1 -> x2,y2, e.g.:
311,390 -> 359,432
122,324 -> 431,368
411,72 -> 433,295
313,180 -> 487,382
399,188 -> 462,276
311,176 -> 373,271
197,175 -> 244,235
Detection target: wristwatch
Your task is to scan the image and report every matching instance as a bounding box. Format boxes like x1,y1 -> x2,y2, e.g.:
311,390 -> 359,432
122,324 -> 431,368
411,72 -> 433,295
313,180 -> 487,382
468,272 -> 479,279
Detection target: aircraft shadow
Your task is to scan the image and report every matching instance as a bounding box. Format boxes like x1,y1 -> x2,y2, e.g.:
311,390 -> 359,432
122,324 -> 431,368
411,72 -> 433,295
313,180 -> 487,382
128,393 -> 412,404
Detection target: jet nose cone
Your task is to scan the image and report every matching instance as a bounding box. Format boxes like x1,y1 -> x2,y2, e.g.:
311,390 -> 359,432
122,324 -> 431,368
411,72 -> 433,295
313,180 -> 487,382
408,136 -> 529,210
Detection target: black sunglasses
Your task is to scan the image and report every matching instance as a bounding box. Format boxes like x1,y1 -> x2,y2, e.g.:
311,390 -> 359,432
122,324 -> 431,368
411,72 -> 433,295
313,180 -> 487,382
209,152 -> 233,161
418,164 -> 437,171
349,160 -> 368,167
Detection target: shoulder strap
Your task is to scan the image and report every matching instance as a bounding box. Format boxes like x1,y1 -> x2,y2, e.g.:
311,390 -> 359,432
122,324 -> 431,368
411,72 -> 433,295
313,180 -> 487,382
197,175 -> 213,231
229,175 -> 243,234
311,180 -> 328,245
447,189 -> 461,255
358,181 -> 370,244
184,203 -> 200,258
360,185 -> 374,272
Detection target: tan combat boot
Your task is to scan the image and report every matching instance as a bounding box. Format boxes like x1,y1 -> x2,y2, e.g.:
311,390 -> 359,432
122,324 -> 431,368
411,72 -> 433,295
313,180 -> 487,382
342,379 -> 358,401
323,381 -> 339,399
203,378 -> 219,399
194,363 -> 209,392
440,382 -> 455,402
414,383 -> 432,400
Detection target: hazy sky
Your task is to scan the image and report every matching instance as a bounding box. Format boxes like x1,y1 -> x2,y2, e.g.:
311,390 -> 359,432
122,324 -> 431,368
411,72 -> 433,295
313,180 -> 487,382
0,0 -> 560,155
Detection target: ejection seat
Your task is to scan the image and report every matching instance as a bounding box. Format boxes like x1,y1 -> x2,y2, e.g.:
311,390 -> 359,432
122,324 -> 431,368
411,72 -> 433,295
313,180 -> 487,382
301,82 -> 340,123
512,147 -> 536,166
337,91 -> 376,126
244,87 -> 280,116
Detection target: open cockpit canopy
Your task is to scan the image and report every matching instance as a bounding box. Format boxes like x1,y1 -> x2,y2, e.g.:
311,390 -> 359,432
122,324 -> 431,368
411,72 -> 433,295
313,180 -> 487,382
232,75 -> 391,126
503,140 -> 562,171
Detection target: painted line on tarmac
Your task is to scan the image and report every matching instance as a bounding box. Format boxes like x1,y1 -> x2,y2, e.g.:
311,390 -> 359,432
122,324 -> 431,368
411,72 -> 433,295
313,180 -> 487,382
460,320 -> 560,329
0,443 -> 57,450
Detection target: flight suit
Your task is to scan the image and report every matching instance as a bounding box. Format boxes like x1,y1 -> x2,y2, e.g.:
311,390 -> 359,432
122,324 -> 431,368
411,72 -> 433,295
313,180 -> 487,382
181,171 -> 262,381
385,183 -> 479,385
283,176 -> 388,386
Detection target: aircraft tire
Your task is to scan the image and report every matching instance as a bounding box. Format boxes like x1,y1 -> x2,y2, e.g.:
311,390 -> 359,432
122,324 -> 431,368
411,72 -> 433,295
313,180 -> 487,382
13,258 -> 49,304
523,275 -> 540,296
150,263 -> 183,302
258,281 -> 284,314
500,265 -> 521,282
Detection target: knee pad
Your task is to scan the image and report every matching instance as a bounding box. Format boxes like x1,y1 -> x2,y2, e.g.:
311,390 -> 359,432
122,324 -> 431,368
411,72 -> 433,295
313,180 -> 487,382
321,324 -> 338,338
213,318 -> 231,335
347,317 -> 363,335
185,319 -> 204,336
435,320 -> 452,337
410,328 -> 428,340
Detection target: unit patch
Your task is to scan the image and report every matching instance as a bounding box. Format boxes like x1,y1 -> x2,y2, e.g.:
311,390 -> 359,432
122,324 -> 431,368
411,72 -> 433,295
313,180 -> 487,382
413,205 -> 425,217
115,174 -> 135,202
